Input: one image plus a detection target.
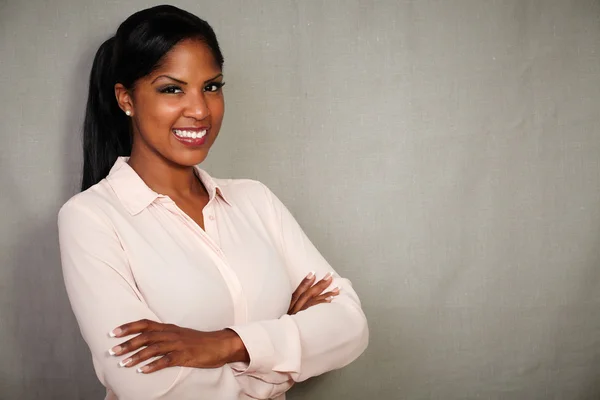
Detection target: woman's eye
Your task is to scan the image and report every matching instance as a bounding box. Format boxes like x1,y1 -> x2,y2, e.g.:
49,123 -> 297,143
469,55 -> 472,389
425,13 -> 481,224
160,86 -> 183,94
205,82 -> 225,92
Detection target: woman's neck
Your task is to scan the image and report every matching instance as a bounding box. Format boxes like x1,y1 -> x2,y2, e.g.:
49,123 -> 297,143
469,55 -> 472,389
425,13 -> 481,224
127,150 -> 207,199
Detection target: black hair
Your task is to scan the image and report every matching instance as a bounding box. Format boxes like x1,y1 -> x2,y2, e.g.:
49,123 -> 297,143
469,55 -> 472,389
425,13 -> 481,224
81,5 -> 224,191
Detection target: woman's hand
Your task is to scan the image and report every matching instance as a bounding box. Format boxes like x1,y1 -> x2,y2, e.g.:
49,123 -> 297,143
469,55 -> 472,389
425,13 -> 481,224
108,320 -> 249,374
288,271 -> 340,315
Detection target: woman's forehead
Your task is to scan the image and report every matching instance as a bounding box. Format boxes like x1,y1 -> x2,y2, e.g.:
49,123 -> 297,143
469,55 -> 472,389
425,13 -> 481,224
159,39 -> 220,71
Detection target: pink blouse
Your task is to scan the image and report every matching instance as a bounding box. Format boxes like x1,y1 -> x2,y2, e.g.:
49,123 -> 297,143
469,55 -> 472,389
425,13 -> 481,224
57,157 -> 368,400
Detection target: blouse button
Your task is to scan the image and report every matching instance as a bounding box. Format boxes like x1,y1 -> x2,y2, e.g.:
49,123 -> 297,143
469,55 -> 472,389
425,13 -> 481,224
209,215 -> 215,221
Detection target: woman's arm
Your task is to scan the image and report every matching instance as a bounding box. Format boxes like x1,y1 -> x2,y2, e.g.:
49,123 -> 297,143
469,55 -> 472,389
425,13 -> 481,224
58,198 -> 252,400
226,183 -> 369,395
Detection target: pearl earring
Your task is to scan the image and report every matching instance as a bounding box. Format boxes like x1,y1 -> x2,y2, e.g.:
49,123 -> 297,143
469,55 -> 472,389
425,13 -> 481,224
125,110 -> 132,116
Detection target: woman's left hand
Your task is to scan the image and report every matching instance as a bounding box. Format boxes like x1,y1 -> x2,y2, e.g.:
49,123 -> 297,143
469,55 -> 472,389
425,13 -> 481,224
108,319 -> 249,374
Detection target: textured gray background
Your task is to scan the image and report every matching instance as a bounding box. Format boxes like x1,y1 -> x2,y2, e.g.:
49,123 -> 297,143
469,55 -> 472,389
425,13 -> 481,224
1,0 -> 600,399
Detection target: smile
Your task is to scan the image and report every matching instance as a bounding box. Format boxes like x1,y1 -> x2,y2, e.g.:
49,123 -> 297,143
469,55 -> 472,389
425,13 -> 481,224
173,129 -> 207,139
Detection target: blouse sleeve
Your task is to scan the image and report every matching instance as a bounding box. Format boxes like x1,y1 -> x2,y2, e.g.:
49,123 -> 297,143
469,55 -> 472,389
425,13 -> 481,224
227,183 -> 369,395
58,198 -> 246,400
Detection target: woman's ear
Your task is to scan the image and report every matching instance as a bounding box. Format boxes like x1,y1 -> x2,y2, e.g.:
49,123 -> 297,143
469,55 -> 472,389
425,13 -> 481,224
114,83 -> 134,116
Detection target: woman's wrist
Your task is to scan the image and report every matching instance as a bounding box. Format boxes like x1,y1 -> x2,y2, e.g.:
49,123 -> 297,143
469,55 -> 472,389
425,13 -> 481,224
220,329 -> 250,364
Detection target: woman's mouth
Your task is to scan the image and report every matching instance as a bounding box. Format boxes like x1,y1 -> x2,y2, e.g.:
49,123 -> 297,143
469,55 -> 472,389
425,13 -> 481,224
172,128 -> 208,146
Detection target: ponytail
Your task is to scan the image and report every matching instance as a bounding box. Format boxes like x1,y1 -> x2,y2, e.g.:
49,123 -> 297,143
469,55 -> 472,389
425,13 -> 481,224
81,36 -> 132,191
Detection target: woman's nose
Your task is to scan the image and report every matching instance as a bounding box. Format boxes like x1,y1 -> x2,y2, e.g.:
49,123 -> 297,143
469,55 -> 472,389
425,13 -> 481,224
183,92 -> 210,120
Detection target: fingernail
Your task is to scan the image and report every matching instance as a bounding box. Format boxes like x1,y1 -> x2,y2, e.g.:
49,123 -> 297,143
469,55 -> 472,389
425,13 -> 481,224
109,328 -> 122,337
119,358 -> 132,367
306,271 -> 315,279
137,366 -> 148,373
326,296 -> 334,302
333,286 -> 340,293
108,346 -> 121,356
324,272 -> 333,280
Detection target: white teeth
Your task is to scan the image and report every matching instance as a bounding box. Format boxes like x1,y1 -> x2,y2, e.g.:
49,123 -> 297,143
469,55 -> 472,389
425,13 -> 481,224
173,129 -> 207,139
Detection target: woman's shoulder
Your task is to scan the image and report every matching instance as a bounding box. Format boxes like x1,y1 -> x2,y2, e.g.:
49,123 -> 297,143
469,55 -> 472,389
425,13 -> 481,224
58,179 -> 117,222
214,176 -> 266,191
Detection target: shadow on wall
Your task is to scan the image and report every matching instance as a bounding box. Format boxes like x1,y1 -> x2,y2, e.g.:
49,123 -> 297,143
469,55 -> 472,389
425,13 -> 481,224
9,42 -> 105,398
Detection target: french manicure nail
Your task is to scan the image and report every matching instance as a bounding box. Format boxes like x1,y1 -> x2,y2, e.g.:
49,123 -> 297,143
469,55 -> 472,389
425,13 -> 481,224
333,286 -> 340,292
324,272 -> 333,280
306,271 -> 315,279
326,296 -> 334,302
109,328 -> 122,337
108,346 -> 121,356
137,366 -> 148,373
119,358 -> 132,367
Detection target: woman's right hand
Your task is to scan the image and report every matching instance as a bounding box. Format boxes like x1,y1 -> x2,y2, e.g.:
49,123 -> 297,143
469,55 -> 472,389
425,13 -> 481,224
287,271 -> 340,315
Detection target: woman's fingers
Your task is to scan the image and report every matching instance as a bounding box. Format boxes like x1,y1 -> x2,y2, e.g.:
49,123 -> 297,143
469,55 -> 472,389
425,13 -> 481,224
291,272 -> 335,314
109,331 -> 175,356
110,318 -> 170,338
108,319 -> 177,356
300,288 -> 340,311
288,271 -> 316,312
313,288 -> 340,302
118,342 -> 177,368
136,352 -> 179,374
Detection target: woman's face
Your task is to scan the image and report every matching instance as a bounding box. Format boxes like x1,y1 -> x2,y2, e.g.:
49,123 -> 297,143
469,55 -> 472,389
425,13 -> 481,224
116,38 -> 225,167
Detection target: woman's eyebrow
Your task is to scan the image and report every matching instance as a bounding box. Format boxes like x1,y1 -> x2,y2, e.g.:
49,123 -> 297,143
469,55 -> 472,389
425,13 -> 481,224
204,73 -> 223,83
151,73 -> 223,85
152,75 -> 187,85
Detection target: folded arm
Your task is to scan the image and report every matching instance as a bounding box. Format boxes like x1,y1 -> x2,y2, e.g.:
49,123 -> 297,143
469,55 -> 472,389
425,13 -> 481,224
58,199 -> 246,399
227,183 -> 369,397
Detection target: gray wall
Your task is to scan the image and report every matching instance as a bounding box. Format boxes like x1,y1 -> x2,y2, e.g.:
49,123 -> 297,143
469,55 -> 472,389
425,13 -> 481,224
1,0 -> 600,399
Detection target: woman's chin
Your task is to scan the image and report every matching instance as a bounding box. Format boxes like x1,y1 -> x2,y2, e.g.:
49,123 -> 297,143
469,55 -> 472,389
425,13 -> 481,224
167,149 -> 211,168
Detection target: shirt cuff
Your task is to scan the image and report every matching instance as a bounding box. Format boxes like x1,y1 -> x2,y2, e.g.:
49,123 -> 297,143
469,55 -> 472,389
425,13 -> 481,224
227,322 -> 276,376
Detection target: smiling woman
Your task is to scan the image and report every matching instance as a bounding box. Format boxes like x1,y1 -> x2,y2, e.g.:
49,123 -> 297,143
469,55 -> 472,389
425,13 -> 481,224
57,4 -> 368,400
114,40 -> 225,170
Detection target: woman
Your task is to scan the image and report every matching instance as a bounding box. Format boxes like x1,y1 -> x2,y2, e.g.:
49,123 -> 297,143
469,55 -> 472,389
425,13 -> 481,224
58,5 -> 368,400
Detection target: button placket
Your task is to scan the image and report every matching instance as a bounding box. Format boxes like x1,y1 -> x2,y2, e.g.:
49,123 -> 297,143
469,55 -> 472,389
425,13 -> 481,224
203,201 -> 220,247
170,199 -> 248,324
